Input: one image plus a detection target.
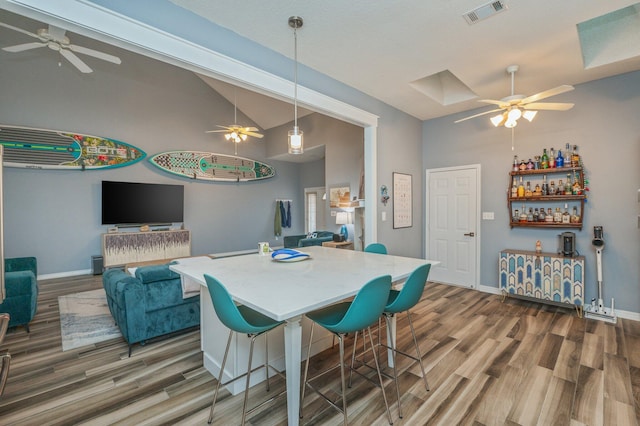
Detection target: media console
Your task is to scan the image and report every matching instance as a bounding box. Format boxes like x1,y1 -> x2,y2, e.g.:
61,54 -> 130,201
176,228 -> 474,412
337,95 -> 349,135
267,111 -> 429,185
102,229 -> 191,267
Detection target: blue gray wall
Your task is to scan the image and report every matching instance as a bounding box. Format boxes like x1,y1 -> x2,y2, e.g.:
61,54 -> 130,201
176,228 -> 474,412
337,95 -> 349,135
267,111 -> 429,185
423,70 -> 640,313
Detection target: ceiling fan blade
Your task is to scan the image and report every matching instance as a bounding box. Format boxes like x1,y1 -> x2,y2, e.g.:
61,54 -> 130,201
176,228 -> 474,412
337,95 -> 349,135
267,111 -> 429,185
242,131 -> 264,138
60,49 -> 92,73
521,85 -> 574,104
523,102 -> 574,111
241,127 -> 259,132
205,129 -> 229,133
69,44 -> 121,64
0,22 -> 40,39
478,99 -> 509,108
454,108 -> 503,124
2,41 -> 47,52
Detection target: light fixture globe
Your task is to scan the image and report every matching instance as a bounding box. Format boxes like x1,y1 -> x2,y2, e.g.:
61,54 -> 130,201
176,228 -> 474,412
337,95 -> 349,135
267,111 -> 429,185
288,126 -> 303,154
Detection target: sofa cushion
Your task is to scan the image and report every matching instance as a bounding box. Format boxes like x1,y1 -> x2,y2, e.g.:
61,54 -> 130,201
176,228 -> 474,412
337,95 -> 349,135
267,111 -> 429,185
135,264 -> 181,284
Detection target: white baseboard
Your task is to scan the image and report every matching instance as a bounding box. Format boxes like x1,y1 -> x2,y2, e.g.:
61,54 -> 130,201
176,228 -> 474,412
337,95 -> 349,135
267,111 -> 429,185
476,284 -> 640,321
38,269 -> 92,281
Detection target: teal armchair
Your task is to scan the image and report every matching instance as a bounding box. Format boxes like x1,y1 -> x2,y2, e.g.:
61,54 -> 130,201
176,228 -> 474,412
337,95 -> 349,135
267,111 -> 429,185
0,257 -> 38,332
283,231 -> 334,248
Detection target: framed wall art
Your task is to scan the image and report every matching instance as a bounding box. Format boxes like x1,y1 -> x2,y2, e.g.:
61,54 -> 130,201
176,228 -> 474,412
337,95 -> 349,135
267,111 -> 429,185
393,172 -> 412,229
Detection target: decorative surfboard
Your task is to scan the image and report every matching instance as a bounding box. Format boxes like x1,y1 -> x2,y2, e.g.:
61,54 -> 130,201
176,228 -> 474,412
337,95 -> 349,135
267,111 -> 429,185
149,151 -> 276,182
0,124 -> 146,170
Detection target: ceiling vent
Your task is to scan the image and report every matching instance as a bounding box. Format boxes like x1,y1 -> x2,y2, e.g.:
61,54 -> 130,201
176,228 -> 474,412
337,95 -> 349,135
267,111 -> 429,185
463,1 -> 508,25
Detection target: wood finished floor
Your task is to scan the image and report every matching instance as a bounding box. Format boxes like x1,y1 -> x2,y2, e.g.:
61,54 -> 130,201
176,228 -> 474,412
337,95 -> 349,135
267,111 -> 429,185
0,274 -> 639,425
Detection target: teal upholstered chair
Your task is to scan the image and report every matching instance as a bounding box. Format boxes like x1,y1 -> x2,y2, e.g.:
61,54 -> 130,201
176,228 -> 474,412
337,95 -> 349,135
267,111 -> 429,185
300,275 -> 393,426
0,257 -> 38,332
351,263 -> 432,419
204,274 -> 285,426
364,243 -> 388,255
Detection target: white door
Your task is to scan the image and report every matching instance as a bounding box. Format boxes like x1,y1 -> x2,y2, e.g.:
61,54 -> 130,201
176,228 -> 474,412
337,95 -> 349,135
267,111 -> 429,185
426,165 -> 480,288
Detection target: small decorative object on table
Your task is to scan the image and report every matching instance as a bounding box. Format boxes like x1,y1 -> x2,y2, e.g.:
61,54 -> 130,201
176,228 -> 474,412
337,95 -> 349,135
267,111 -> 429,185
271,248 -> 311,262
535,240 -> 542,253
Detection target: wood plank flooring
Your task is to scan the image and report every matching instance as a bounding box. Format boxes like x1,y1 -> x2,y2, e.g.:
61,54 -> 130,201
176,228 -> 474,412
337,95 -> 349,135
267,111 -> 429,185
0,274 -> 639,425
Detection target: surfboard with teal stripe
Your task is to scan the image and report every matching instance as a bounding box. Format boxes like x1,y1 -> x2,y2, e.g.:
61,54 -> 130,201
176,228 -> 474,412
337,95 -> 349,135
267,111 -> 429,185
0,124 -> 146,170
149,150 -> 276,182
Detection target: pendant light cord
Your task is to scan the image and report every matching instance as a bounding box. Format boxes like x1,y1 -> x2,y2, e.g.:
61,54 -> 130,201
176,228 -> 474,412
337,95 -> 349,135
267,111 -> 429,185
293,26 -> 298,127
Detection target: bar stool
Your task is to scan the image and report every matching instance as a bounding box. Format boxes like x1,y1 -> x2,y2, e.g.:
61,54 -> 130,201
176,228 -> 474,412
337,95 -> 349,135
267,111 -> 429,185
364,243 -> 388,254
351,263 -> 431,419
300,275 -> 394,426
203,274 -> 286,426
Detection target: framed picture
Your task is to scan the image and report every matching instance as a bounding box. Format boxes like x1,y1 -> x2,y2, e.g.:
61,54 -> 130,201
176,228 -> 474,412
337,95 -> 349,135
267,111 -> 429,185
393,172 -> 412,228
329,186 -> 350,208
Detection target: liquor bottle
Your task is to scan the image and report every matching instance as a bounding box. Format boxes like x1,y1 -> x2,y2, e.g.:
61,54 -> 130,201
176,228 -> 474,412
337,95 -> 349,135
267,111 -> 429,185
511,177 -> 518,198
519,160 -> 527,171
571,206 -> 580,223
545,208 -> 554,222
520,206 -> 528,222
513,209 -> 519,222
541,148 -> 549,169
534,183 -> 541,196
549,180 -> 556,195
556,149 -> 564,168
533,208 -> 539,222
538,208 -> 546,222
565,174 -> 572,195
513,155 -> 519,172
572,179 -> 582,195
571,144 -> 580,167
549,147 -> 556,168
541,175 -> 548,196
517,176 -> 525,197
558,179 -> 564,194
526,158 -> 534,170
562,203 -> 570,224
525,181 -> 533,197
527,208 -> 534,222
554,207 -> 562,223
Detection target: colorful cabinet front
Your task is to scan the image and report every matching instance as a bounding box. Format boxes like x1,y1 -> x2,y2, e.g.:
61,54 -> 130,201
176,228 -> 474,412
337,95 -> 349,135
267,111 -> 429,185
499,249 -> 584,313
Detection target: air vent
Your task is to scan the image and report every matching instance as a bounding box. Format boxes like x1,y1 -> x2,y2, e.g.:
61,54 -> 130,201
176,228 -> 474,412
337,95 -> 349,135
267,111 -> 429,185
463,1 -> 508,25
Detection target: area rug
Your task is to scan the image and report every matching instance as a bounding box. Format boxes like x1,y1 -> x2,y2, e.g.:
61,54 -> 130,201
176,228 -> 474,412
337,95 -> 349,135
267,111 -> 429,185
58,289 -> 122,351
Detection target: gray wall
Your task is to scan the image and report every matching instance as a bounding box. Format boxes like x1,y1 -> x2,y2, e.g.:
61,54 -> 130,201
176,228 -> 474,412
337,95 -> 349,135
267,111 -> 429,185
423,70 -> 640,313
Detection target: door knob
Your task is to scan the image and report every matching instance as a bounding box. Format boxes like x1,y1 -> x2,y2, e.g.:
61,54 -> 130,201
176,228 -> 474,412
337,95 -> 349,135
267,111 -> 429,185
464,232 -> 475,237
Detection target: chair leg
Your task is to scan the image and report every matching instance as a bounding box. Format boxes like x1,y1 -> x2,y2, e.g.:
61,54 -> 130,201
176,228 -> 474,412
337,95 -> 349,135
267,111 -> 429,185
337,333 -> 348,426
407,310 -> 429,392
367,326 -> 393,425
264,332 -> 271,392
208,330 -> 233,424
384,314 -> 403,419
241,334 -> 258,426
348,329 -> 359,387
299,321 -> 315,419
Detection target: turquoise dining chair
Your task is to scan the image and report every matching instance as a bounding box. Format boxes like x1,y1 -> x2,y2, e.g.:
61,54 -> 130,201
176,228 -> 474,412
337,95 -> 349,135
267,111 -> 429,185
364,243 -> 388,255
204,274 -> 286,426
300,275 -> 393,426
350,263 -> 431,419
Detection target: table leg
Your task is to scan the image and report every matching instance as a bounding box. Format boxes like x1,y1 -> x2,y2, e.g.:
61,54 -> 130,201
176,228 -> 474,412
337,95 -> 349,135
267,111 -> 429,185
386,315 -> 396,368
284,315 -> 302,426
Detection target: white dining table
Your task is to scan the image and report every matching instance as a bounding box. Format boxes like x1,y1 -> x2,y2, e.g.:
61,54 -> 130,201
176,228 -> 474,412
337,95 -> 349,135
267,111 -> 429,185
170,245 -> 437,426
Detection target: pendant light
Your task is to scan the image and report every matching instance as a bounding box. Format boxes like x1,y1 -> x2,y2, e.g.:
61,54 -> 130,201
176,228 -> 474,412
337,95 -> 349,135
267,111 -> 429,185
288,16 -> 303,155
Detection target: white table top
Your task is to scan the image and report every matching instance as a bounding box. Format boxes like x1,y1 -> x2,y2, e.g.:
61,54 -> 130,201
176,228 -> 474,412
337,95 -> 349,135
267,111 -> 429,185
170,246 -> 437,321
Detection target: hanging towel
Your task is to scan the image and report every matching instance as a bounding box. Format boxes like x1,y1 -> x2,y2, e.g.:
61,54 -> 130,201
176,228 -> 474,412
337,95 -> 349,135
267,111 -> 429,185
279,200 -> 287,227
286,201 -> 292,228
274,202 -> 282,237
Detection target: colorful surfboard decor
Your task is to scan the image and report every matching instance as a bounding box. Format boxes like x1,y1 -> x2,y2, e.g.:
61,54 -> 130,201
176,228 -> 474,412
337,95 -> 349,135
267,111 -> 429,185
149,151 -> 276,182
0,124 -> 146,170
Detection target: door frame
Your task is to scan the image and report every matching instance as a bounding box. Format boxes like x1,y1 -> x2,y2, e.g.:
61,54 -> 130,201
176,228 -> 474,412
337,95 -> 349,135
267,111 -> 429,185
425,164 -> 481,289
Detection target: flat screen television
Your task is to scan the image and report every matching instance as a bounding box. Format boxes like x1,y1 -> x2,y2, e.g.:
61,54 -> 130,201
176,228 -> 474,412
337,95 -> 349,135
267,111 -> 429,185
101,180 -> 184,225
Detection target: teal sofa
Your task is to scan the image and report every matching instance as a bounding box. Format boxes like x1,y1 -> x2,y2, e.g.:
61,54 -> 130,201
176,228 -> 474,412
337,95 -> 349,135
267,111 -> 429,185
283,231 -> 334,248
0,257 -> 38,332
102,264 -> 200,356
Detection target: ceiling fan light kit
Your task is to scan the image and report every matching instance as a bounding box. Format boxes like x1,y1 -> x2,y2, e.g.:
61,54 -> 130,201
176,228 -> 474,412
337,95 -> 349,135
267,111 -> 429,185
287,16 -> 304,155
455,64 -> 575,129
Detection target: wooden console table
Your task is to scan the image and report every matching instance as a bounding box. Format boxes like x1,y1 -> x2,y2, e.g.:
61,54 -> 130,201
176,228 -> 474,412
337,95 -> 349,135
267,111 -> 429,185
102,229 -> 191,267
499,249 -> 584,316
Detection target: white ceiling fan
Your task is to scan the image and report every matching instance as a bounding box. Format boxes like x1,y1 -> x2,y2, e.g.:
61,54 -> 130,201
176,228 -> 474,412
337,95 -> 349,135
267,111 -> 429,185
455,65 -> 575,128
0,22 -> 121,73
206,94 -> 263,144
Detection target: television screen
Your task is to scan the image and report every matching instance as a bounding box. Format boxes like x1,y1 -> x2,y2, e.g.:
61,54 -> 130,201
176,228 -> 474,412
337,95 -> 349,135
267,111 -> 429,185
101,181 -> 184,225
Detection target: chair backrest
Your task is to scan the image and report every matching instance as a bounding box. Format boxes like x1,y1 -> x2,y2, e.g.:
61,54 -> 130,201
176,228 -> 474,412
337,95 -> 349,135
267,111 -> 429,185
204,274 -> 266,335
385,264 -> 431,314
331,275 -> 392,334
364,243 -> 388,255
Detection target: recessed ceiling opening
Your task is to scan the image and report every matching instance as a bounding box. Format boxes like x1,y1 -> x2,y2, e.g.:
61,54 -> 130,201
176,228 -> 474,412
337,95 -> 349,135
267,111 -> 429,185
577,3 -> 640,69
410,70 -> 477,106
